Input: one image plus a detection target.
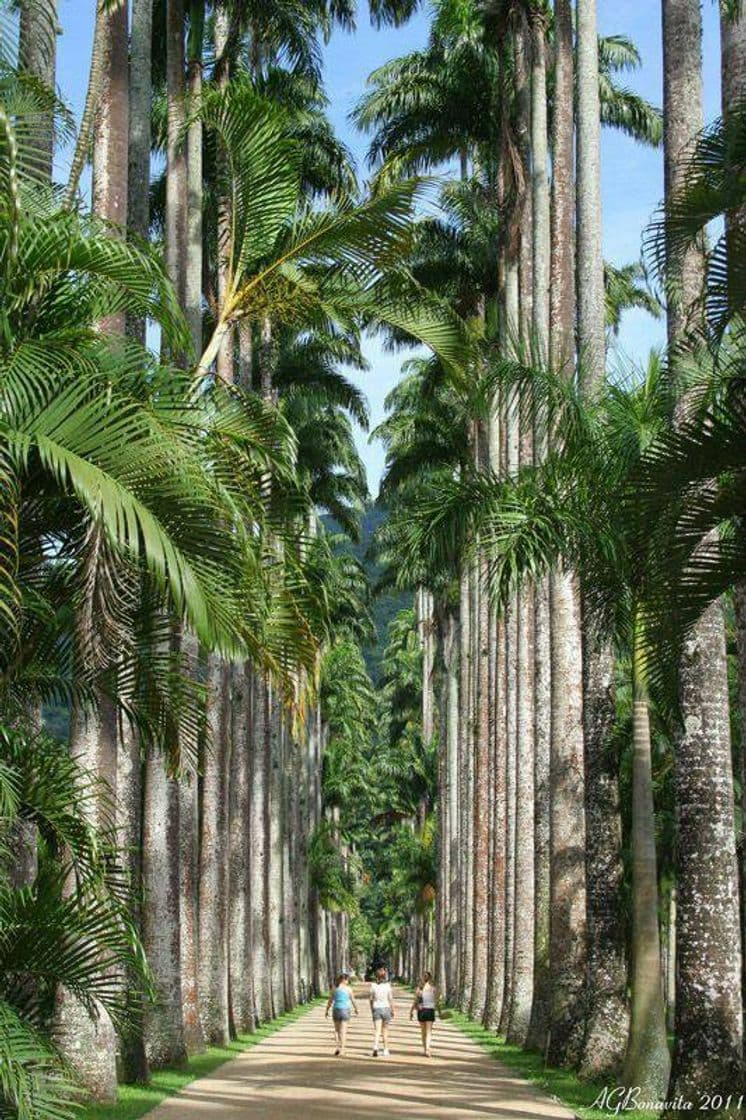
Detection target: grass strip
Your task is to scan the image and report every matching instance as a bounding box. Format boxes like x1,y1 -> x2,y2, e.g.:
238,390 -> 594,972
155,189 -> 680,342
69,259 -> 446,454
80,1000 -> 322,1120
446,1009 -> 657,1120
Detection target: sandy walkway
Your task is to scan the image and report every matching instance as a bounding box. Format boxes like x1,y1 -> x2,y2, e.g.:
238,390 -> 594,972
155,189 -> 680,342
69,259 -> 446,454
144,986 -> 576,1119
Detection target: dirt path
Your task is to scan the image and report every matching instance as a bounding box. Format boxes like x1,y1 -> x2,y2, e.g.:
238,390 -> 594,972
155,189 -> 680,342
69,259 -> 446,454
144,986 -> 576,1119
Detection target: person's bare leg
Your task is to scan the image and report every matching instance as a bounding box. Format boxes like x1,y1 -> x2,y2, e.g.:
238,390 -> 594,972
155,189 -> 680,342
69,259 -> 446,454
373,1017 -> 382,1053
381,1019 -> 389,1053
425,1021 -> 433,1055
339,1019 -> 348,1055
420,1021 -> 427,1053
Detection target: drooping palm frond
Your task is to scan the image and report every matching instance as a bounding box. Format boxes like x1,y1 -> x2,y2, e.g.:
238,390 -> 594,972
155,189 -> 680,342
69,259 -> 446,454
644,103 -> 746,338
0,998 -> 79,1120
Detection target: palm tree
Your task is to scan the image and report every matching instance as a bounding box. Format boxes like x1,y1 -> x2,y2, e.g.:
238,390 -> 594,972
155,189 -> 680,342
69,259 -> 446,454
662,0 -> 744,1102
0,722 -> 150,1119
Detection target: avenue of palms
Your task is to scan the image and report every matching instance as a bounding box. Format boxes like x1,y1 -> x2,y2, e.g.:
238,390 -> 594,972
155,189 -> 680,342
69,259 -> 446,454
0,1 -> 744,1118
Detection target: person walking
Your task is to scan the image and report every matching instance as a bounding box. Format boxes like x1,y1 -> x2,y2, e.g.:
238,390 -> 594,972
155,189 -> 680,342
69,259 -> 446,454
325,972 -> 358,1056
410,971 -> 437,1057
369,967 -> 395,1057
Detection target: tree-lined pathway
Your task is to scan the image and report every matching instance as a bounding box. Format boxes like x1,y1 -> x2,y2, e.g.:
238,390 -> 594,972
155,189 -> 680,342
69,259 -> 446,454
144,988 -> 574,1119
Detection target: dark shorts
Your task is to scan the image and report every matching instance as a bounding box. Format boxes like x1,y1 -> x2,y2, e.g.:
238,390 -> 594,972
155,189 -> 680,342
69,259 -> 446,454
332,1009 -> 351,1022
417,1008 -> 436,1023
372,1007 -> 392,1022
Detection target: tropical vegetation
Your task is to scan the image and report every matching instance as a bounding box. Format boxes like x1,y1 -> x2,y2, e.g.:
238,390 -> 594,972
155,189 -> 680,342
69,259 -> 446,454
1,0 -> 745,1118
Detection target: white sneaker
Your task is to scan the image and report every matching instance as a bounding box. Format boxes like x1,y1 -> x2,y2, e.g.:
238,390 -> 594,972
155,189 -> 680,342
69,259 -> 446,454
382,1048 -> 390,1057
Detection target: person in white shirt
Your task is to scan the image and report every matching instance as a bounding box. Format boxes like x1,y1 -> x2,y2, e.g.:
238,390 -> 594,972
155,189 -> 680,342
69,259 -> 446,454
369,967 -> 395,1057
409,971 -> 437,1057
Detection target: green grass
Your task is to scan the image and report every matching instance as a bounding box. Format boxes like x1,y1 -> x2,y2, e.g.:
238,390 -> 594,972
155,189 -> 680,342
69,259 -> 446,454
447,1010 -> 658,1120
81,1000 -> 322,1120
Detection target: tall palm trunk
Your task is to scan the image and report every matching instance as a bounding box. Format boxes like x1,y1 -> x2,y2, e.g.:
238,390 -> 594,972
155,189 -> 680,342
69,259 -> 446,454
526,5 -> 552,1054
126,0 -> 152,345
507,398 -> 535,1046
469,551 -> 490,1020
57,2 -> 128,1097
19,0 -> 56,178
228,662 -> 254,1034
664,0 -> 744,1099
251,671 -> 273,1020
457,562 -> 473,1009
267,684 -> 285,1015
576,0 -> 605,378
576,0 -> 629,1078
179,767 -> 205,1053
443,610 -> 460,1002
56,699 -> 119,1101
622,624 -> 670,1096
142,749 -> 188,1066
484,609 -> 506,1030
546,0 -> 587,1069
721,0 -> 746,1042
91,0 -> 129,334
117,700 -> 149,1081
198,654 -> 231,1043
185,1 -> 204,355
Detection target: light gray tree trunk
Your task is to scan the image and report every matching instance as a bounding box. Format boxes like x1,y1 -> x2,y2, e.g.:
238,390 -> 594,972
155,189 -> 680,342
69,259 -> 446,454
526,7 -> 552,1054
507,391 -> 535,1047
457,563 -> 473,1010
267,686 -> 285,1015
251,673 -> 273,1020
185,1 -> 204,356
575,0 -> 629,1078
721,1 -> 746,1046
19,0 -> 56,179
576,0 -> 605,382
198,655 -> 231,1043
126,0 -> 151,345
546,0 -> 587,1070
228,661 -> 254,1034
56,699 -> 119,1101
57,3 -> 128,1094
664,0 -> 744,1099
623,680 -> 670,1097
469,553 -> 490,1020
179,767 -> 205,1053
142,749 -> 188,1067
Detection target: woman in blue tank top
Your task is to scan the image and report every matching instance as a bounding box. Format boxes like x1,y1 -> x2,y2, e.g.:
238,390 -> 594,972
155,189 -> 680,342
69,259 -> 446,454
325,972 -> 358,1056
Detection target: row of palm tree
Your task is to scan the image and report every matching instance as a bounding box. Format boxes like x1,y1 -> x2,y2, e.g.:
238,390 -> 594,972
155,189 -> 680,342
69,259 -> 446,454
0,0 -> 468,1113
366,0 -> 745,1109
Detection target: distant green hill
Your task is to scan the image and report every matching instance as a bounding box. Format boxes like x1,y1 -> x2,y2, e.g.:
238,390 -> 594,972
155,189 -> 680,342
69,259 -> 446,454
323,504 -> 410,683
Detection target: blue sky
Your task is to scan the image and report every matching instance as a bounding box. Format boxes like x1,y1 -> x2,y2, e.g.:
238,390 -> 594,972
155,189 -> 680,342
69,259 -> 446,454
54,0 -> 722,494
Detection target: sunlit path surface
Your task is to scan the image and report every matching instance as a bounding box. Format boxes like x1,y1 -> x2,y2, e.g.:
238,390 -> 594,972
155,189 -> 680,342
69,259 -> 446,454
144,987 -> 574,1119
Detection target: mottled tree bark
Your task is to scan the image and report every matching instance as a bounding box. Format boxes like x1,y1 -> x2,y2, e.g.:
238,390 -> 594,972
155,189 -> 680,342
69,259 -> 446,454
179,768 -> 205,1053
198,655 -> 231,1043
228,661 -> 254,1034
117,707 -> 149,1081
507,393 -> 535,1046
267,686 -> 285,1015
526,7 -> 552,1054
457,564 -> 473,1010
546,0 -> 587,1070
251,673 -> 273,1020
623,679 -> 670,1097
56,699 -> 119,1101
19,0 -> 56,179
575,0 -> 629,1078
126,0 -> 151,345
142,749 -> 188,1067
469,557 -> 490,1021
579,635 -> 629,1078
664,0 -> 744,1100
